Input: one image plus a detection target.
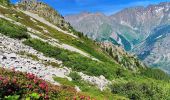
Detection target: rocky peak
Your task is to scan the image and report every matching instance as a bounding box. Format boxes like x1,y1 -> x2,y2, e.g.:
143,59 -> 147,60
19,0 -> 37,4
110,2 -> 170,39
17,0 -> 71,30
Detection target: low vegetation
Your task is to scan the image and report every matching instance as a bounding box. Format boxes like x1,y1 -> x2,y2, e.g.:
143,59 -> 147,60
141,68 -> 170,81
111,77 -> 170,100
0,67 -> 80,100
23,38 -> 128,79
1,2 -> 170,100
0,0 -> 10,6
0,18 -> 30,39
54,76 -> 128,100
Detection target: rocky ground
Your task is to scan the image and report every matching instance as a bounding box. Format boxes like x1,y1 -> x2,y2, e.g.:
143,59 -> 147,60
0,33 -> 110,91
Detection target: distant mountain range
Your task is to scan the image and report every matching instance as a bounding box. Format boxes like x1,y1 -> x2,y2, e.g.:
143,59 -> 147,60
65,2 -> 170,73
2,0 -> 170,99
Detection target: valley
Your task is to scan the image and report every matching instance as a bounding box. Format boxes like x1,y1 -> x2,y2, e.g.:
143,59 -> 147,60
65,2 -> 170,74
0,0 -> 170,99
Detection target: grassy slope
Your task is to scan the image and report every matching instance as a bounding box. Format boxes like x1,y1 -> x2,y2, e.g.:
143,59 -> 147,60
0,5 -> 124,79
1,4 -> 170,100
0,6 -> 112,62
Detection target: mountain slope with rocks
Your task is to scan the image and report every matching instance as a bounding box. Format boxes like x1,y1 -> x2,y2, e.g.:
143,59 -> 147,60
1,0 -> 170,99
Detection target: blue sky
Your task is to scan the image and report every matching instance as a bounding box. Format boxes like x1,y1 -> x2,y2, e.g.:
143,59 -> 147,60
11,0 -> 170,16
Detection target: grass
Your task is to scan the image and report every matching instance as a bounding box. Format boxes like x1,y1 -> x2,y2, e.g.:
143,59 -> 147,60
0,5 -> 130,80
1,4 -> 170,100
19,51 -> 39,61
0,18 -> 30,39
23,38 -> 122,79
111,76 -> 170,100
0,6 -> 114,63
53,76 -> 129,100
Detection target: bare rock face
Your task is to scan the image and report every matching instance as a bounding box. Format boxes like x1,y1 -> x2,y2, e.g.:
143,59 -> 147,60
18,0 -> 70,30
99,42 -> 146,71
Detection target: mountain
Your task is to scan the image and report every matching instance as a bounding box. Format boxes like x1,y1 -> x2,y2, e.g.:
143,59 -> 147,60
110,2 -> 170,46
1,0 -> 170,99
66,2 -> 170,48
133,25 -> 170,73
65,2 -> 170,73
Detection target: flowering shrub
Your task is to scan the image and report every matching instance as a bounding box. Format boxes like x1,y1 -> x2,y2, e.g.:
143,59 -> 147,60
65,95 -> 96,100
0,67 -> 81,99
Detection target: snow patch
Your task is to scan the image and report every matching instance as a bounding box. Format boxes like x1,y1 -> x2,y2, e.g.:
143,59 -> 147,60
155,35 -> 163,39
155,7 -> 164,13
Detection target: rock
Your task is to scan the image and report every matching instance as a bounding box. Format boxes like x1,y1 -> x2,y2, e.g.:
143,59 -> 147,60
78,72 -> 110,91
75,85 -> 81,92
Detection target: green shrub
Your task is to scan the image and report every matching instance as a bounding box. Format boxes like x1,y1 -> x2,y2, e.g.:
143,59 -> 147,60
141,68 -> 170,81
23,38 -> 118,79
0,19 -> 30,39
110,81 -> 168,100
69,72 -> 81,82
0,0 -> 10,6
29,93 -> 40,100
4,95 -> 20,100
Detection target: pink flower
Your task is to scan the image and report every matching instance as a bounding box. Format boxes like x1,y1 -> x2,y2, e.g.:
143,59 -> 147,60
45,95 -> 49,99
28,85 -> 33,89
33,79 -> 38,84
86,96 -> 91,100
73,96 -> 77,100
12,78 -> 17,84
39,83 -> 46,90
27,73 -> 35,79
0,76 -> 4,81
45,87 -> 49,92
3,79 -> 8,85
79,95 -> 85,99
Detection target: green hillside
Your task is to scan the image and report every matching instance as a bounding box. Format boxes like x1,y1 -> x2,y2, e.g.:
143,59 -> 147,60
0,1 -> 170,100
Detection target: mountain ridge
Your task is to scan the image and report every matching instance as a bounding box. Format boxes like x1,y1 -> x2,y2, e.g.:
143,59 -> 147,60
0,0 -> 170,99
65,1 -> 170,74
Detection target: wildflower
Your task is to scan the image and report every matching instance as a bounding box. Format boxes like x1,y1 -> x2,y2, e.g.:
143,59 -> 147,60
12,78 -> 17,84
79,95 -> 85,99
33,79 -> 38,84
39,83 -> 46,90
0,76 -> 4,80
86,96 -> 91,100
45,95 -> 49,99
3,79 -> 8,85
28,85 -> 33,89
27,73 -> 35,79
73,96 -> 77,100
